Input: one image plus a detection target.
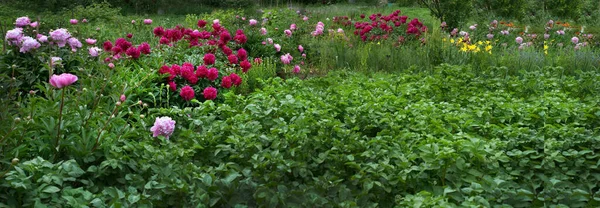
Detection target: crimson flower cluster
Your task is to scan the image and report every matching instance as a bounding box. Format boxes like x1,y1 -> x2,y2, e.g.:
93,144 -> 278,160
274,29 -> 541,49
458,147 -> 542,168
153,21 -> 248,48
351,10 -> 426,42
102,37 -> 150,60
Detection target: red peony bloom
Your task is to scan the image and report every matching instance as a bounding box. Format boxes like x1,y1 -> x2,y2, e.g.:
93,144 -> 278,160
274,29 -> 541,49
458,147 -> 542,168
203,53 -> 216,65
221,76 -> 232,89
360,14 -> 365,19
219,31 -> 231,43
111,46 -> 123,55
126,47 -> 141,59
222,46 -> 233,56
103,41 -> 113,51
171,64 -> 181,75
199,31 -> 211,39
159,37 -> 169,45
197,20 -> 207,28
196,65 -> 208,78
180,85 -> 195,101
234,33 -> 247,44
237,48 -> 247,61
154,26 -> 165,37
229,73 -> 242,86
127,33 -> 133,38
181,63 -> 197,84
115,38 -> 132,51
168,81 -> 177,91
227,54 -> 238,64
240,60 -> 251,73
139,42 -> 151,54
207,67 -> 218,81
203,87 -> 217,100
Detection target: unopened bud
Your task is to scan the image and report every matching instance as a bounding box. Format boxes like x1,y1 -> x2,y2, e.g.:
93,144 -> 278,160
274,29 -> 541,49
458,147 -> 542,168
116,101 -> 122,106
29,90 -> 35,95
140,114 -> 145,119
143,103 -> 148,108
138,100 -> 143,105
14,117 -> 21,122
11,158 -> 19,165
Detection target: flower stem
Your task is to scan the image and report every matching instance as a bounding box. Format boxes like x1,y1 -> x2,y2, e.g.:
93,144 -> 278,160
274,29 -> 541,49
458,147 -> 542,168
55,89 -> 66,150
91,105 -> 120,152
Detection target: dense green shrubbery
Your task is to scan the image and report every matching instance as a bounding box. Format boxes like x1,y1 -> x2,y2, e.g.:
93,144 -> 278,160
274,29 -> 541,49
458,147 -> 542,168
418,0 -> 474,29
2,65 -> 600,206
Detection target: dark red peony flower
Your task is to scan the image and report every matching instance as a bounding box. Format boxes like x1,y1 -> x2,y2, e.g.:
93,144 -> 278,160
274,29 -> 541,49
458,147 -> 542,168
153,26 -> 165,37
229,73 -> 242,86
197,20 -> 207,28
171,64 -> 181,76
237,48 -> 247,61
181,63 -> 197,84
222,46 -> 233,56
203,87 -> 217,100
168,81 -> 177,91
207,67 -> 218,81
360,14 -> 365,19
228,54 -> 238,64
240,60 -> 251,73
139,42 -> 151,54
159,37 -> 169,45
219,31 -> 231,43
115,38 -> 132,50
234,33 -> 247,44
103,41 -> 113,51
126,47 -> 140,59
221,76 -> 232,89
111,46 -> 122,55
203,53 -> 216,65
127,33 -> 133,38
196,65 -> 208,78
180,85 -> 195,101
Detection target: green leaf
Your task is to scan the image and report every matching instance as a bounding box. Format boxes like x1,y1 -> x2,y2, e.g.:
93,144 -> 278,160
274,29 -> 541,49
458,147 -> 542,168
42,186 -> 60,193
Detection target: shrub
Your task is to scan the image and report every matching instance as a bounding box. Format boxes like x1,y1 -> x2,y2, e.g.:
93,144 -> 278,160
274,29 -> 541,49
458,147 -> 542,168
418,0 -> 474,30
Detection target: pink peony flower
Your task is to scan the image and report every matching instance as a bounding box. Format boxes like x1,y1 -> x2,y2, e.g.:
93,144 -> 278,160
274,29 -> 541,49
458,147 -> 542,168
515,37 -> 523,44
108,63 -> 115,68
29,21 -> 38,28
228,54 -> 239,64
469,25 -> 476,30
70,19 -> 78,25
293,65 -> 301,74
131,20 -> 136,24
249,19 -> 258,26
120,94 -> 126,102
207,67 -> 218,81
267,38 -> 274,44
196,65 -> 208,78
50,28 -> 71,47
260,27 -> 267,35
150,116 -> 176,140
237,48 -> 248,60
50,73 -> 78,88
274,43 -> 281,52
51,57 -> 62,67
67,37 -> 82,51
85,38 -> 97,45
303,16 -> 308,21
82,19 -> 88,23
203,53 -> 216,65
571,37 -> 579,44
139,42 -> 151,54
337,28 -> 344,33
298,45 -> 304,52
213,19 -> 220,24
203,87 -> 217,100
290,24 -> 297,30
180,85 -> 195,101
88,47 -> 101,57
280,53 -> 292,64
37,34 -> 48,43
15,17 -> 31,27
5,28 -> 24,45
501,30 -> 509,35
143,19 -> 153,25
487,34 -> 494,39
20,36 -> 41,53
168,81 -> 177,91
284,29 -> 292,37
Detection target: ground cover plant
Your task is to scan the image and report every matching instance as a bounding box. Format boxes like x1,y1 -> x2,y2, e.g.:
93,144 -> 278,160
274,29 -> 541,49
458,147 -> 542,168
1,1 -> 600,207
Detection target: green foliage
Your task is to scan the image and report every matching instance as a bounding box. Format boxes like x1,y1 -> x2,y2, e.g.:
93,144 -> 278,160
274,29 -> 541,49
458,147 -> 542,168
476,0 -> 528,19
418,0 -> 474,29
66,2 -> 121,22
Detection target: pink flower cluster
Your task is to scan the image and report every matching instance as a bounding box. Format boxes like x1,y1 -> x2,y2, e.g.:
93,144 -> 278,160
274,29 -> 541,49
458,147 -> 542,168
311,22 -> 325,36
351,10 -> 424,43
150,116 -> 176,140
154,21 -> 247,48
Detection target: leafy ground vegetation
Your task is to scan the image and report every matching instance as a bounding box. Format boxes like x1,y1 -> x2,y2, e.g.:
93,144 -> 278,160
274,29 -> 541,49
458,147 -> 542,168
1,1 -> 600,207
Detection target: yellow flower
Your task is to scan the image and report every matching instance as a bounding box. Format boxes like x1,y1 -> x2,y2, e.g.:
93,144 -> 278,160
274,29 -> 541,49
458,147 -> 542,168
468,44 -> 477,51
485,41 -> 491,45
477,41 -> 483,45
460,46 -> 467,52
544,45 -> 548,50
450,39 -> 455,43
485,45 -> 493,51
443,38 -> 447,42
458,37 -> 463,42
544,51 -> 548,55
